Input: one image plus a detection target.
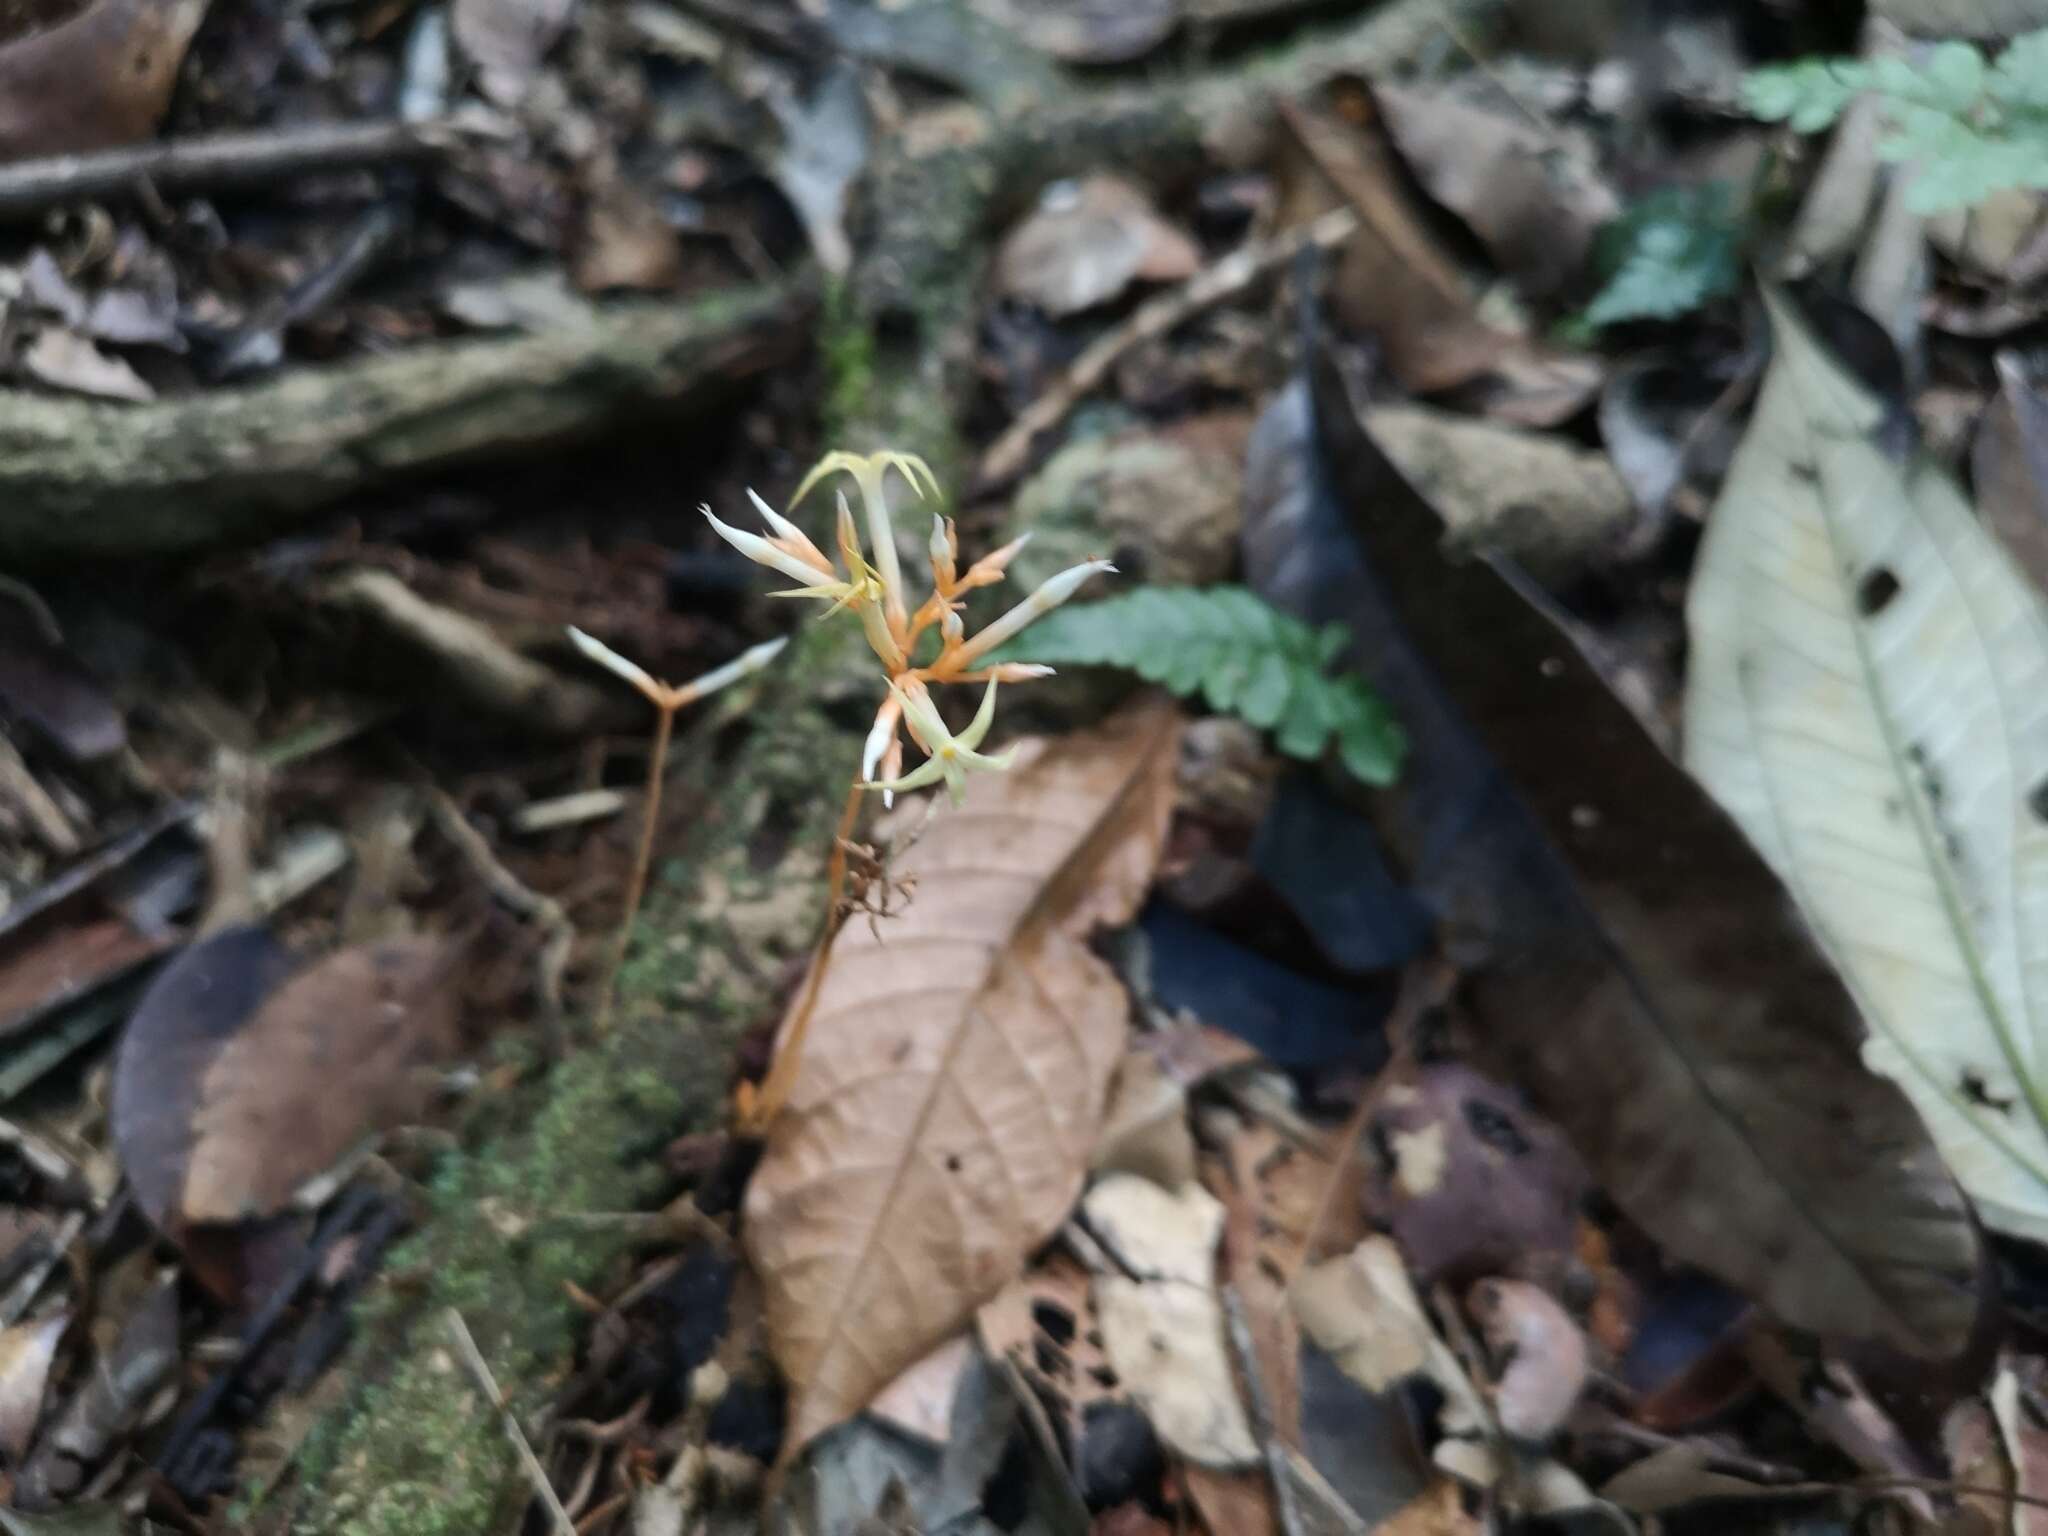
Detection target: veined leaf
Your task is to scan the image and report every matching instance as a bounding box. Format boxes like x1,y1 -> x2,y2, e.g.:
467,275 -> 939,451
1685,289 -> 2048,1238
1302,339 -> 1979,1359
992,585 -> 1404,787
743,699 -> 1180,1459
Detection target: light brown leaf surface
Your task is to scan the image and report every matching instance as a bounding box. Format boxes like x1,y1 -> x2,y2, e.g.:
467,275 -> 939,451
744,699 -> 1181,1458
180,935 -> 464,1224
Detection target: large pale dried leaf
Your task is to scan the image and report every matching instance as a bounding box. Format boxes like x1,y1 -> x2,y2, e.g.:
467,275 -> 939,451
1301,338 -> 1980,1357
744,700 -> 1181,1458
1686,291 -> 2048,1240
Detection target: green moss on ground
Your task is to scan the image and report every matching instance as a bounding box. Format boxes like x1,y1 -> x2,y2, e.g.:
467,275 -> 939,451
283,617 -> 875,1536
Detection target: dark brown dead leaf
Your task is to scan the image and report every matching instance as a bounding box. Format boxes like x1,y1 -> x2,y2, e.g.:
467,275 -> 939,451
112,925 -> 297,1239
16,1277 -> 175,1508
181,935 -> 462,1224
1973,353 -> 2048,597
1372,82 -> 1618,303
744,700 -> 1181,1459
1278,100 -> 1599,423
0,917 -> 166,1040
1361,1062 -> 1583,1288
111,927 -> 463,1245
995,176 -> 1201,318
0,0 -> 210,157
1302,339 -> 1982,1358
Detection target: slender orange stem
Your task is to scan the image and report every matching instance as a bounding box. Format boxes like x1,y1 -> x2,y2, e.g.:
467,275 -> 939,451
596,701 -> 677,1034
738,776 -> 864,1135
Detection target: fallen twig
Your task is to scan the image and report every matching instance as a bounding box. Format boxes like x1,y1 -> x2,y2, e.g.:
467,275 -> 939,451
0,119 -> 467,223
443,1308 -> 578,1536
427,787 -> 576,1021
321,570 -> 617,736
977,207 -> 1359,487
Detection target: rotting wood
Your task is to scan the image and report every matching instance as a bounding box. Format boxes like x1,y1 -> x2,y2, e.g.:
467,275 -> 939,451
0,279 -> 812,562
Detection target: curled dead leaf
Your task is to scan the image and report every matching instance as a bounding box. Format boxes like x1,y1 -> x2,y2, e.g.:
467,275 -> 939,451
744,699 -> 1182,1459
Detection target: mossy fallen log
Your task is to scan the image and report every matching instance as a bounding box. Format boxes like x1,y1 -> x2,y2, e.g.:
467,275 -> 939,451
0,280 -> 811,562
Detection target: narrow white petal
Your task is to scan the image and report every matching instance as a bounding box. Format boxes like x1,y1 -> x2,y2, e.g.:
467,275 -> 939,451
567,627 -> 660,696
701,506 -> 832,587
954,559 -> 1115,664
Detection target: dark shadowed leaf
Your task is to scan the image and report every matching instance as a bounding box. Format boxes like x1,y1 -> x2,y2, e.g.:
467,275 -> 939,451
1244,336 -> 1981,1359
1974,352 -> 2048,596
111,925 -> 296,1238
112,929 -> 463,1240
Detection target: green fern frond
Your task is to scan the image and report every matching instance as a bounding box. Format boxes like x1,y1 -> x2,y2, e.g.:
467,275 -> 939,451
1745,30 -> 2048,213
990,585 -> 1405,787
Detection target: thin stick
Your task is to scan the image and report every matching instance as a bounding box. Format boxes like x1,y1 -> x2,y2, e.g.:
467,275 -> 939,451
737,776 -> 863,1134
595,700 -> 676,1033
427,788 -> 576,1021
0,119 -> 466,222
977,207 -> 1359,487
442,1309 -> 577,1536
1223,1285 -> 1308,1536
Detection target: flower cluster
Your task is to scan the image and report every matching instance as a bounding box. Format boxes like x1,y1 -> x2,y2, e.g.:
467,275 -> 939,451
705,450 -> 1112,801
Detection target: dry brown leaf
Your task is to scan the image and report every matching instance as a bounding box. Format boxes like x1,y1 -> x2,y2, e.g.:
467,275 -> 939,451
23,329 -> 153,403
745,699 -> 1182,1458
113,928 -> 465,1255
1373,83 -> 1618,304
0,0 -> 210,158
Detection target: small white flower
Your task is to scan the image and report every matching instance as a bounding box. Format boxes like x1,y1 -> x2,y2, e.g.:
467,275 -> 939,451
864,678 -> 1017,803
